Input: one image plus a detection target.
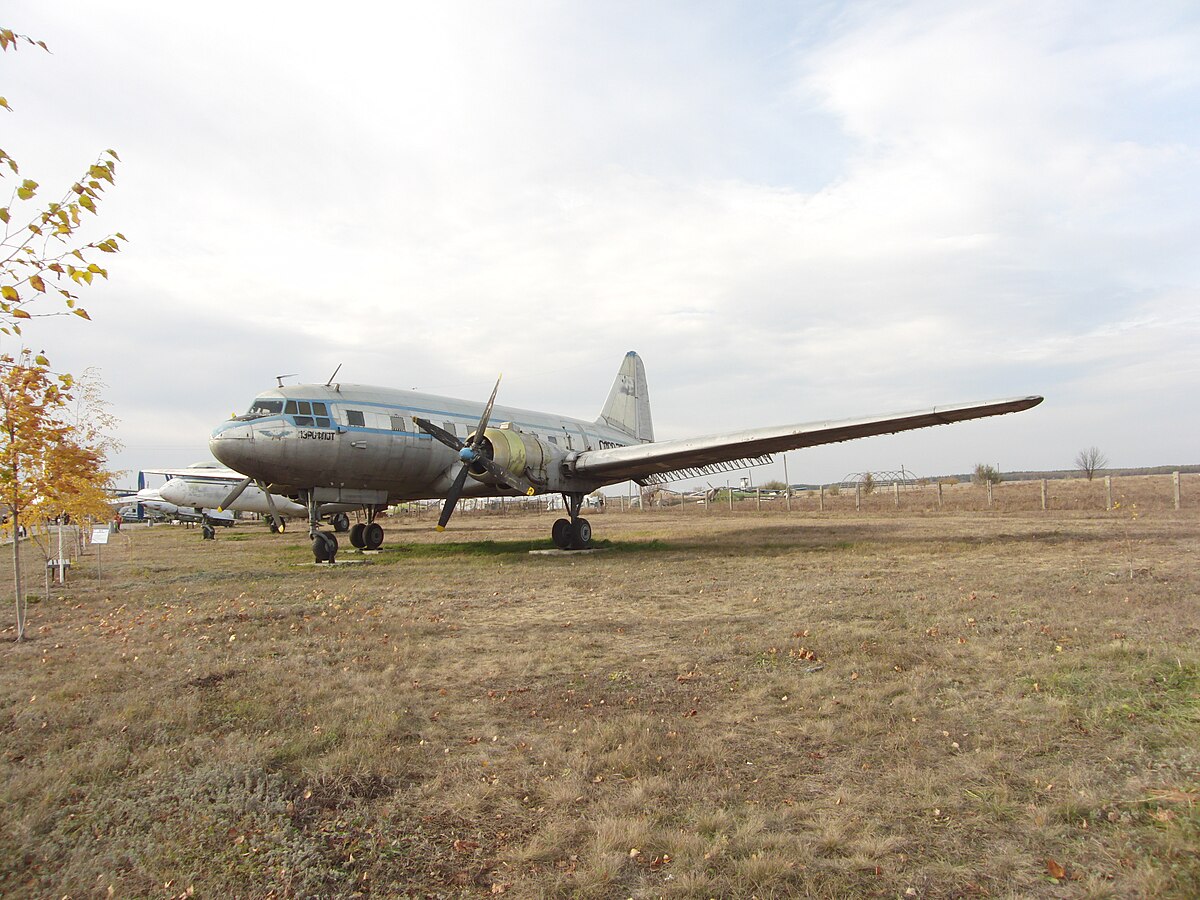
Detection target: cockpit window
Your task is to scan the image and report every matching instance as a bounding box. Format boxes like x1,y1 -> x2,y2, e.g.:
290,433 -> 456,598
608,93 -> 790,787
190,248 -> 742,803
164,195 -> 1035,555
245,399 -> 284,418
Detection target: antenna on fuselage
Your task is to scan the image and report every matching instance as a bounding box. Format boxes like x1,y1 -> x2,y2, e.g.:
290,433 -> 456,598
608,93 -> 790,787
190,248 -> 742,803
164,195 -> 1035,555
275,374 -> 298,388
325,363 -> 342,386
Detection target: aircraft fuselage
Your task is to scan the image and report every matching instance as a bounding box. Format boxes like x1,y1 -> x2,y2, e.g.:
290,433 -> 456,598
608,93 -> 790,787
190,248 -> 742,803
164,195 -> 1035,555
210,383 -> 636,504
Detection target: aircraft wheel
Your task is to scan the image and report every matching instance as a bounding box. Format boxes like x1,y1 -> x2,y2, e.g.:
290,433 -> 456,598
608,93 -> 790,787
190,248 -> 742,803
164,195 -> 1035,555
551,518 -> 572,549
570,517 -> 592,550
268,519 -> 280,533
331,513 -> 350,533
349,522 -> 367,549
312,531 -> 338,563
363,521 -> 384,551
201,523 -> 216,541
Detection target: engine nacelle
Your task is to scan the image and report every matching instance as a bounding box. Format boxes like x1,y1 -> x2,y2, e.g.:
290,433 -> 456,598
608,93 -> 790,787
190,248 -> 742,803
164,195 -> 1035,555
467,422 -> 562,489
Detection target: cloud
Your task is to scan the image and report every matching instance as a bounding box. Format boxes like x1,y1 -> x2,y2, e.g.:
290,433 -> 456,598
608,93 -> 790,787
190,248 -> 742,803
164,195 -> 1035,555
4,0 -> 1199,482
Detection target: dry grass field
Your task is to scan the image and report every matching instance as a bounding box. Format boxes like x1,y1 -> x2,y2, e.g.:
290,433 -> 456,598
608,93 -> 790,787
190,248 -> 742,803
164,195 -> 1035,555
2,476 -> 1198,898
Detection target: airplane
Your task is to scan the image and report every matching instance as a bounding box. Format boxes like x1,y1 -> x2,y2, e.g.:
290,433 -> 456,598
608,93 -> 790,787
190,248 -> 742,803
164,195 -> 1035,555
206,352 -> 1043,563
147,462 -> 357,535
111,486 -> 236,528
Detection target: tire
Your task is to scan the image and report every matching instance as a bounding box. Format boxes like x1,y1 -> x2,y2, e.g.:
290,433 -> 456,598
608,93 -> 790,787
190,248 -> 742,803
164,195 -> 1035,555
551,518 -> 572,549
363,521 -> 384,551
312,532 -> 338,563
331,513 -> 350,533
201,523 -> 215,541
349,522 -> 366,549
570,517 -> 592,550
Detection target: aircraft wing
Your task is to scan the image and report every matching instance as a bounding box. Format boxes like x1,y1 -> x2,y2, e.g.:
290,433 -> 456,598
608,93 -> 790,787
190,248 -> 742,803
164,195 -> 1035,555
571,396 -> 1043,483
141,466 -> 246,482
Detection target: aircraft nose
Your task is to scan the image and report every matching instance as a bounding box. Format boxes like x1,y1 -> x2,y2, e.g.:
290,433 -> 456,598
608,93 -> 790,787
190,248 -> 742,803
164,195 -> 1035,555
209,420 -> 255,474
158,480 -> 184,504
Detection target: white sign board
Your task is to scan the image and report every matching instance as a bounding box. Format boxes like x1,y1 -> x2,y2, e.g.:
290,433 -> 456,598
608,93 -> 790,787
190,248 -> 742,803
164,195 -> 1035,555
90,527 -> 110,545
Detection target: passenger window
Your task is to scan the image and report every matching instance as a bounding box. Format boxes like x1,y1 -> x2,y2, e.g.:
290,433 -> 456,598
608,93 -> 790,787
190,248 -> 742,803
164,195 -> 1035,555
297,401 -> 312,415
346,410 -> 365,427
390,415 -> 406,431
314,418 -> 330,428
284,400 -> 298,415
547,435 -> 558,445
294,416 -> 314,427
312,402 -> 328,416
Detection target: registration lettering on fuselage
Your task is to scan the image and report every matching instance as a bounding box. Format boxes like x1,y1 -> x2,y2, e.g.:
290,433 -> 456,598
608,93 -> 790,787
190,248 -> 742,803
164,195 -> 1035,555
299,430 -> 335,441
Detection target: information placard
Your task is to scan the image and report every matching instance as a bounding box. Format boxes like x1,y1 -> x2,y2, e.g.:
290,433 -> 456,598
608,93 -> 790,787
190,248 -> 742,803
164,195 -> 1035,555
90,527 -> 110,545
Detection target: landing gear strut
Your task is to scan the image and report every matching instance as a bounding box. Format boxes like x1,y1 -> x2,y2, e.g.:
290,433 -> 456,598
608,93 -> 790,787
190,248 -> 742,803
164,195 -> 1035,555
306,491 -> 337,563
551,492 -> 592,550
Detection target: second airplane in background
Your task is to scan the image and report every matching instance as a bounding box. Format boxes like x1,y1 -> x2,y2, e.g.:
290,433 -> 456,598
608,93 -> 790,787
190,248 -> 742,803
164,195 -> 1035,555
205,352 -> 1043,562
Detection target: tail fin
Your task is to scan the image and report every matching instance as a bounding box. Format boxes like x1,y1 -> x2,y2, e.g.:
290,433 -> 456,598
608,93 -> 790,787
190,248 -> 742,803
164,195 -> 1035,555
597,351 -> 654,443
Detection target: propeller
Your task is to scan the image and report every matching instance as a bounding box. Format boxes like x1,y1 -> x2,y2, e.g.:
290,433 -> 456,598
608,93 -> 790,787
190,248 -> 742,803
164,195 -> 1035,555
414,375 -> 536,531
217,476 -> 253,511
218,475 -> 285,532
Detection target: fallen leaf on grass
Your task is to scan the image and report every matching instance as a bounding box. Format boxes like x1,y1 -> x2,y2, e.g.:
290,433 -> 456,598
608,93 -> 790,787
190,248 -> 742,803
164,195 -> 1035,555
1046,858 -> 1066,880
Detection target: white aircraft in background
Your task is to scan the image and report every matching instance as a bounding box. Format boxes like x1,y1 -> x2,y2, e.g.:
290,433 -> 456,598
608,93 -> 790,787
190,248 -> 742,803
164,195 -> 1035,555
205,352 -> 1043,563
112,485 -> 235,527
146,463 -> 356,534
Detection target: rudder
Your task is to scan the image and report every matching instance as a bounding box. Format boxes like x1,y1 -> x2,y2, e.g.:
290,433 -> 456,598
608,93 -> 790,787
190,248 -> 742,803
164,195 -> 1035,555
597,351 -> 654,443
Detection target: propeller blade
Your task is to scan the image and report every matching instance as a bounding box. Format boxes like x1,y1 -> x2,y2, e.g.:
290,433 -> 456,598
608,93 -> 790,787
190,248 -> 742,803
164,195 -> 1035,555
258,480 -> 285,532
414,417 -> 464,451
217,476 -> 253,512
474,374 -> 502,444
436,464 -> 472,531
474,455 -> 537,496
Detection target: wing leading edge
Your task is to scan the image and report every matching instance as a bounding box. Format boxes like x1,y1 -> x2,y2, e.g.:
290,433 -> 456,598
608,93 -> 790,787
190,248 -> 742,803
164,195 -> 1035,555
570,395 -> 1044,484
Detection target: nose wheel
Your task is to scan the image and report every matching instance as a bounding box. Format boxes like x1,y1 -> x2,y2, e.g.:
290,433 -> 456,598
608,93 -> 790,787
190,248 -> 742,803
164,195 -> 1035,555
305,490 -> 338,563
551,493 -> 593,549
312,531 -> 338,562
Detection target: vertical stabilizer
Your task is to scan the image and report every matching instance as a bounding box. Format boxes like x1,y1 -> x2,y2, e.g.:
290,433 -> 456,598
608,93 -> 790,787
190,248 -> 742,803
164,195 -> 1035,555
597,351 -> 654,443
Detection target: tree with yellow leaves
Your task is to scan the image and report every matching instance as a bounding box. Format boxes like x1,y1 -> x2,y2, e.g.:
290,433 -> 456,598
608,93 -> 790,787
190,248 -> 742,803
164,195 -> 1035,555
1,27 -> 125,335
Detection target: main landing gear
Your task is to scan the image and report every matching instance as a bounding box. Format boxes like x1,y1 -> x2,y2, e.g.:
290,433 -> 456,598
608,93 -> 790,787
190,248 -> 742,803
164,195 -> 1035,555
347,507 -> 385,551
310,502 -> 387,562
551,492 -> 593,550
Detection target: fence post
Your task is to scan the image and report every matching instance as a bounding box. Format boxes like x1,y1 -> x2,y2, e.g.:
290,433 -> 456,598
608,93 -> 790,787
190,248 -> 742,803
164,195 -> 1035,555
936,482 -> 943,510
893,481 -> 900,508
729,487 -> 733,512
986,481 -> 993,507
855,484 -> 861,511
756,489 -> 761,511
819,485 -> 825,512
1175,471 -> 1181,510
1105,475 -> 1112,511
1041,479 -> 1048,511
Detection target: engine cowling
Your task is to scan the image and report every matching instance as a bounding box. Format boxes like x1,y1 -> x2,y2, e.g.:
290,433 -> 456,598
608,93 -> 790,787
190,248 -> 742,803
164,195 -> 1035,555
466,423 -> 560,488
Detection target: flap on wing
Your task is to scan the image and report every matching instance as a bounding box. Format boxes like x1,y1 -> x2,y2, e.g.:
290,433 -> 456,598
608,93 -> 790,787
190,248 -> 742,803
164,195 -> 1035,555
571,396 -> 1043,483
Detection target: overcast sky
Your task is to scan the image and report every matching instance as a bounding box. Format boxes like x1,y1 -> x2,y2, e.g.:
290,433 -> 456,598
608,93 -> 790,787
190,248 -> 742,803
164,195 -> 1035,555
4,0 -> 1198,488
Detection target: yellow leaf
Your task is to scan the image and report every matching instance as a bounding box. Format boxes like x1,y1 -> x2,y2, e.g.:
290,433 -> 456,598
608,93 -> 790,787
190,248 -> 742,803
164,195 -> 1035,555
0,208 -> 7,224
1,285 -> 18,302
1046,858 -> 1066,880
0,97 -> 9,111
73,308 -> 91,320
29,274 -> 45,293
34,354 -> 48,366
12,308 -> 31,319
